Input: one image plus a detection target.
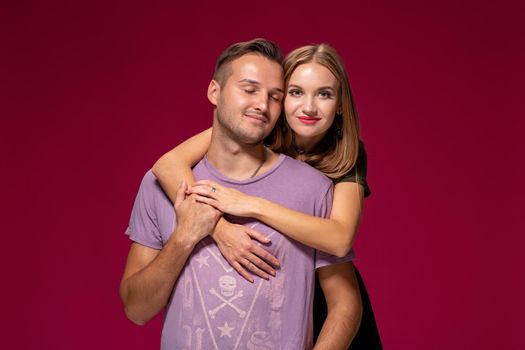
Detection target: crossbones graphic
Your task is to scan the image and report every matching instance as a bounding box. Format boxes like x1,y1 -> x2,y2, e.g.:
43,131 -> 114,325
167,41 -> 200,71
208,288 -> 246,319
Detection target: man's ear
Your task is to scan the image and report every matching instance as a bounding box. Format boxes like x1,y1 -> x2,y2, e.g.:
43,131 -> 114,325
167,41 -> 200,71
207,80 -> 220,106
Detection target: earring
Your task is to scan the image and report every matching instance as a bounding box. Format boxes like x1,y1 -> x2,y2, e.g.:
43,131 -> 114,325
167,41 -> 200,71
334,114 -> 343,139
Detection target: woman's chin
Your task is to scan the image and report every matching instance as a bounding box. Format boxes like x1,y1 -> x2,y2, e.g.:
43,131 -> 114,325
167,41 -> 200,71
292,131 -> 326,150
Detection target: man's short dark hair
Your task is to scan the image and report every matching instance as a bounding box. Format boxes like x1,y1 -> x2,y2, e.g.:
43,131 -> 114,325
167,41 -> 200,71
213,38 -> 283,86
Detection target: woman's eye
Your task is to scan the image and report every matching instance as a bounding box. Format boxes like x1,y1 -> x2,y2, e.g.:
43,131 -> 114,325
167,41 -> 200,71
319,91 -> 333,99
288,89 -> 302,97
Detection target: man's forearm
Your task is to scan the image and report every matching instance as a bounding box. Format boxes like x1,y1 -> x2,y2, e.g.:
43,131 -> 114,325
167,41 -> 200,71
314,306 -> 361,350
120,231 -> 197,325
315,262 -> 363,349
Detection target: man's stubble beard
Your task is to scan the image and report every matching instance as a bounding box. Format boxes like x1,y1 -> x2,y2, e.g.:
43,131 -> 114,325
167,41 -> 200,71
215,98 -> 269,146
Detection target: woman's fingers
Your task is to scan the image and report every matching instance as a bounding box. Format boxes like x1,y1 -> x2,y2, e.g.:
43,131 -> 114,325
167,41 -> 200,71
213,221 -> 279,282
225,241 -> 278,280
189,182 -> 253,217
251,245 -> 280,269
192,180 -> 222,193
245,227 -> 270,244
244,228 -> 280,268
226,246 -> 273,280
241,258 -> 270,280
192,195 -> 221,211
188,185 -> 217,198
229,260 -> 254,283
193,179 -> 217,187
246,254 -> 275,277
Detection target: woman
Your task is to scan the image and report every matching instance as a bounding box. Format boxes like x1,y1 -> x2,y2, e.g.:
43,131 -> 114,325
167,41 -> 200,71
153,44 -> 381,348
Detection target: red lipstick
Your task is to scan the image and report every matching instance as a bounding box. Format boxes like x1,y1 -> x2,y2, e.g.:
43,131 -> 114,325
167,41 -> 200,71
297,116 -> 320,125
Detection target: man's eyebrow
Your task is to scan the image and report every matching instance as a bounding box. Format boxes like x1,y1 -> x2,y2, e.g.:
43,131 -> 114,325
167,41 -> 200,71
239,79 -> 284,93
238,79 -> 261,85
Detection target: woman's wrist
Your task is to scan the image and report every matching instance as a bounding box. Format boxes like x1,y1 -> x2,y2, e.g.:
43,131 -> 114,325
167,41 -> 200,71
250,197 -> 266,220
210,217 -> 228,241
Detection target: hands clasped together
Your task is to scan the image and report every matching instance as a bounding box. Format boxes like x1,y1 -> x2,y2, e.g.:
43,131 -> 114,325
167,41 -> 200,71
188,180 -> 257,217
174,180 -> 280,283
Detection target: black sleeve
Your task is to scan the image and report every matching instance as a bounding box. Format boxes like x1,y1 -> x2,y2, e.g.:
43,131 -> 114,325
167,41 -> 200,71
334,140 -> 371,198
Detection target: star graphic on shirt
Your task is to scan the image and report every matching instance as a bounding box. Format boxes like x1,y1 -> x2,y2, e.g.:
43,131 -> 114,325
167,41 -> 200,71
195,253 -> 209,268
217,322 -> 235,338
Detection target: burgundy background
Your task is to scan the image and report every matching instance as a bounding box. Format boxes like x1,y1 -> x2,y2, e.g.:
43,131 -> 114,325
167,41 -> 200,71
2,1 -> 523,349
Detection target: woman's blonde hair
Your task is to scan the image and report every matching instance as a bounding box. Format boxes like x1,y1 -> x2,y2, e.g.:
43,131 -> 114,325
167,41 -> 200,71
266,44 -> 360,180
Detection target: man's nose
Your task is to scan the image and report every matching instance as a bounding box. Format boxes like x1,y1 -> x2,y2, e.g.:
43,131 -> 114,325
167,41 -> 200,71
254,95 -> 268,113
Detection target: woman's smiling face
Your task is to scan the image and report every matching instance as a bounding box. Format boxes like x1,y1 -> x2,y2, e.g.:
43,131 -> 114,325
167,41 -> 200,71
284,62 -> 340,150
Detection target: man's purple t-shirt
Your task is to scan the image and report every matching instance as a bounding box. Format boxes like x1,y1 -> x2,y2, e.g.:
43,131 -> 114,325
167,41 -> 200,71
126,154 -> 355,350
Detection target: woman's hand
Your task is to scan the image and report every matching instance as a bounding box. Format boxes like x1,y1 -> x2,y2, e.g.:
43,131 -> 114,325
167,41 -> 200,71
188,180 -> 259,217
211,219 -> 280,283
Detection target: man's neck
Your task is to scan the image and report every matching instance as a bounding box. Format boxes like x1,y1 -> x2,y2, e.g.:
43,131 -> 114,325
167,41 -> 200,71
206,127 -> 277,181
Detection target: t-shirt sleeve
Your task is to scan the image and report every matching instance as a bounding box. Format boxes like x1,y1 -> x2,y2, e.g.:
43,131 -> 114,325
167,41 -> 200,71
315,250 -> 356,270
124,170 -> 164,250
334,140 -> 371,198
313,182 -> 356,270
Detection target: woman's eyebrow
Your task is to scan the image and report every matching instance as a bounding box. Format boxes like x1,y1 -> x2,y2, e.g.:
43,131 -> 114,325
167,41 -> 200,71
313,86 -> 336,91
287,84 -> 335,91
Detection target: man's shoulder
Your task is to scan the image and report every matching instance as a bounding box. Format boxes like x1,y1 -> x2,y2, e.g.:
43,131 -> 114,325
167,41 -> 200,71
136,170 -> 169,202
139,169 -> 159,189
279,155 -> 331,186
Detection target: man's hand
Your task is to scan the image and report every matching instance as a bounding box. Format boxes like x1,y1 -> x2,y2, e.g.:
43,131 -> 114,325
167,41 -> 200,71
174,181 -> 222,245
120,181 -> 222,325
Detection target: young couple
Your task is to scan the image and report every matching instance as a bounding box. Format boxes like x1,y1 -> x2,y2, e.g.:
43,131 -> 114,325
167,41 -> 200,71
121,38 -> 380,349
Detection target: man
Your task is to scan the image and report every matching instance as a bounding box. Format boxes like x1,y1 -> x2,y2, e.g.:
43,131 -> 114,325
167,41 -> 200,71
120,38 -> 362,349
